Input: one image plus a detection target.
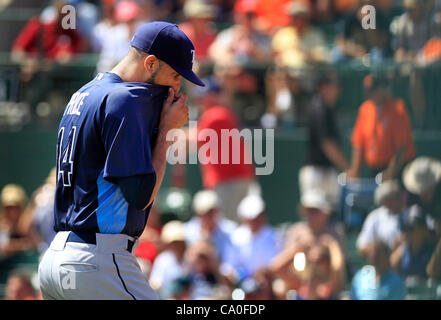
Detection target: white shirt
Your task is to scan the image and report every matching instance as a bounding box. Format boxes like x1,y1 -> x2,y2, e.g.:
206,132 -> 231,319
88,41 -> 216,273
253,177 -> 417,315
93,21 -> 147,72
185,217 -> 237,267
357,206 -> 403,250
149,250 -> 184,293
231,224 -> 282,275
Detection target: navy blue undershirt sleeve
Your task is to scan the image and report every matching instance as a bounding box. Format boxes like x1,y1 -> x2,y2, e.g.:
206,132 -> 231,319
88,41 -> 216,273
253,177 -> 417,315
117,173 -> 156,211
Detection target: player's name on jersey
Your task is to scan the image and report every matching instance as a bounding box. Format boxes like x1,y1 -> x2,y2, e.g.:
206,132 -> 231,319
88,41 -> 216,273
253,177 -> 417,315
64,92 -> 90,116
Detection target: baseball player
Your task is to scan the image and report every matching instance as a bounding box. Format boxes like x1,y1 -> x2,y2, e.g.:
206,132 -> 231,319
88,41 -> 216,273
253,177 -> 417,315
38,21 -> 205,300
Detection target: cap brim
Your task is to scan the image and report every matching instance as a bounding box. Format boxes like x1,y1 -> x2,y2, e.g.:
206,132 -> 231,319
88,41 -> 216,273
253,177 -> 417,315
171,65 -> 205,87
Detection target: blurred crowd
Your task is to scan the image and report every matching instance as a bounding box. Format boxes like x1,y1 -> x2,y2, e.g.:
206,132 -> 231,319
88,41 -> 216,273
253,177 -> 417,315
1,0 -> 441,300
6,0 -> 441,127
1,153 -> 441,300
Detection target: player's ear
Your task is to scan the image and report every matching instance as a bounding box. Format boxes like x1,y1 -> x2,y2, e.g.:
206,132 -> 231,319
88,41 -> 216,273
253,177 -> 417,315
144,55 -> 159,73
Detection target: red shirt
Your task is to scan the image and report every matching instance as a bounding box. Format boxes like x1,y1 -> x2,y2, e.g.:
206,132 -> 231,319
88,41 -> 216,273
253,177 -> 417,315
134,240 -> 158,264
197,106 -> 255,189
12,17 -> 83,59
178,22 -> 216,60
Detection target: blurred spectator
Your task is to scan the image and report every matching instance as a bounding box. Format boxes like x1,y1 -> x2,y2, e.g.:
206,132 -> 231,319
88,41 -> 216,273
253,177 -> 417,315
185,241 -> 231,299
55,0 -> 99,44
134,206 -> 160,277
332,0 -> 392,63
209,0 -> 272,67
272,1 -> 328,69
208,0 -> 272,114
137,0 -> 160,22
26,167 -> 57,254
392,0 -> 437,62
134,239 -> 158,278
420,36 -> 441,63
308,0 -> 338,24
149,220 -> 187,298
94,0 -> 143,72
230,195 -> 282,278
253,0 -> 293,33
299,72 -> 349,210
3,272 -> 38,300
403,157 -> 441,232
11,0 -> 85,110
152,0 -> 182,21
11,0 -> 84,64
347,73 -> 415,180
189,79 -> 256,222
434,0 -> 441,35
265,65 -> 312,126
284,189 -> 347,253
157,187 -> 193,224
334,0 -> 359,15
350,240 -> 406,300
268,1 -> 329,125
185,190 -> 237,267
357,180 -> 405,255
91,0 -> 117,52
179,0 -> 217,62
299,238 -> 345,300
390,205 -> 437,280
170,275 -> 193,300
391,0 -> 439,127
270,190 -> 346,297
0,184 -> 36,259
239,268 -> 277,300
427,235 -> 441,279
271,234 -> 345,300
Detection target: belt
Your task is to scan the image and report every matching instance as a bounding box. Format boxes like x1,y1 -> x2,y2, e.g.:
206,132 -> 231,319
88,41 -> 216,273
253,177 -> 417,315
66,231 -> 136,253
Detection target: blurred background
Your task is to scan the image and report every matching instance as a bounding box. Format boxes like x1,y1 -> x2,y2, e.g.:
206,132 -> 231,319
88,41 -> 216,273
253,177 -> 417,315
0,0 -> 441,300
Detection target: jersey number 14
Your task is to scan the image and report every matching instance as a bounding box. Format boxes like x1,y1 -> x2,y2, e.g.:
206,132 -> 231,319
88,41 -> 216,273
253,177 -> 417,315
57,126 -> 77,187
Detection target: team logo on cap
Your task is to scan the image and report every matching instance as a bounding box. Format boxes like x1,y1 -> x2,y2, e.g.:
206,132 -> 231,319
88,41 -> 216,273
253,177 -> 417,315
191,50 -> 195,65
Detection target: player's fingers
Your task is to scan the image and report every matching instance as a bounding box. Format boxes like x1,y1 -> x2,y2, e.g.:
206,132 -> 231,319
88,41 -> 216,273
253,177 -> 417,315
165,88 -> 175,107
175,93 -> 187,106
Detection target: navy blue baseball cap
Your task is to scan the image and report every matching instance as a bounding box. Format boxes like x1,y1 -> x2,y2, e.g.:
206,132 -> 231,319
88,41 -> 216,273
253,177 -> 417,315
131,21 -> 205,87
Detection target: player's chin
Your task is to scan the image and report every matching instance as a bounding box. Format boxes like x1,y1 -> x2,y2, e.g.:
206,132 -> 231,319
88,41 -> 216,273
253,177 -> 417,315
170,79 -> 181,93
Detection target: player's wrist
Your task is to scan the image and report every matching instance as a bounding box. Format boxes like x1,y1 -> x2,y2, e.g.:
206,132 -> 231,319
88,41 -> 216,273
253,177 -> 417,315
156,129 -> 174,149
158,123 -> 173,136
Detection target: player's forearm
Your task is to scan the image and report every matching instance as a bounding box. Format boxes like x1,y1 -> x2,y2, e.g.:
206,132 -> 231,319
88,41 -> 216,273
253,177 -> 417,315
385,145 -> 406,179
144,130 -> 173,209
328,242 -> 345,292
143,88 -> 188,209
321,139 -> 350,171
349,148 -> 363,177
427,238 -> 441,278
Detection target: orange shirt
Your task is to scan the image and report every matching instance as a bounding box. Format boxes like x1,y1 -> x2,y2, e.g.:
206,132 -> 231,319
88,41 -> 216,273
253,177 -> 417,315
351,99 -> 416,168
